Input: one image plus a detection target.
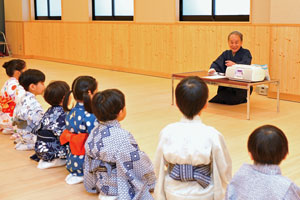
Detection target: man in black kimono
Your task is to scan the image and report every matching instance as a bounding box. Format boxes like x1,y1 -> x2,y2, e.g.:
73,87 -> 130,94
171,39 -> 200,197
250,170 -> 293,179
208,31 -> 252,105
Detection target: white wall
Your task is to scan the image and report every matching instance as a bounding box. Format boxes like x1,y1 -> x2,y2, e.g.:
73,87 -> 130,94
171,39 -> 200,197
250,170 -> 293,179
252,0 -> 270,23
63,0 -> 90,22
4,0 -> 23,21
270,0 -> 300,24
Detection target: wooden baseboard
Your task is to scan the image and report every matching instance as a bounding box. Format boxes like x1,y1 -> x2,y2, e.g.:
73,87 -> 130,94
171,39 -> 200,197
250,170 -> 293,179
268,91 -> 300,102
19,55 -> 172,79
10,55 -> 33,59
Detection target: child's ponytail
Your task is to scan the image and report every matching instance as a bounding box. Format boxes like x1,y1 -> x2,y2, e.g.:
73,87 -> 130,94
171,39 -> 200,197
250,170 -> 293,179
2,59 -> 26,77
68,76 -> 97,113
83,91 -> 92,113
63,90 -> 72,112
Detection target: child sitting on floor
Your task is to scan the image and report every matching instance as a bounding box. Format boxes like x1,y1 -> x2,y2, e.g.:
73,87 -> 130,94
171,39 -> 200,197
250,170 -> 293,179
13,69 -> 45,151
84,89 -> 156,200
0,59 -> 26,134
154,76 -> 232,200
60,76 -> 98,185
33,81 -> 70,169
226,125 -> 300,199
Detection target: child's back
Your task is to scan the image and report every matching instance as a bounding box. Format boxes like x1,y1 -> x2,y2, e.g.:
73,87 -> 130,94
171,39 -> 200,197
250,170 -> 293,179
227,163 -> 300,200
154,76 -> 232,200
226,125 -> 300,200
13,69 -> 45,150
0,59 -> 26,134
60,76 -> 98,185
34,81 -> 70,168
155,116 -> 231,200
84,89 -> 155,200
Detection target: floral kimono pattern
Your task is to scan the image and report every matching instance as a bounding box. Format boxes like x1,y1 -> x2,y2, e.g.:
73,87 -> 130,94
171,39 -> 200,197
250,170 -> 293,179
84,120 -> 156,200
64,103 -> 97,176
0,77 -> 25,129
34,106 -> 67,161
13,91 -> 43,147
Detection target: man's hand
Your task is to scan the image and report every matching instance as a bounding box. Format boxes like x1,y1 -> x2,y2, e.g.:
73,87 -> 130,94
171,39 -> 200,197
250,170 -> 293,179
225,60 -> 236,67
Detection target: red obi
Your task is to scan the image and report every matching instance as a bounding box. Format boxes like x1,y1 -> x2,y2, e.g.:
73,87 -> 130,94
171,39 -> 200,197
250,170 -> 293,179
0,96 -> 16,117
60,129 -> 88,156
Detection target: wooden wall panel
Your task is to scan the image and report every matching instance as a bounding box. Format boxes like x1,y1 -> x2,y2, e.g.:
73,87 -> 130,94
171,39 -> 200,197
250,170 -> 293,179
5,21 -> 24,56
21,22 -> 270,76
270,26 -> 300,98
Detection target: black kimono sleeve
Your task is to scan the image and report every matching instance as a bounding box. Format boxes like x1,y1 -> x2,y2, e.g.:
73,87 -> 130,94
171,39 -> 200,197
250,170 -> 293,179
210,51 -> 228,73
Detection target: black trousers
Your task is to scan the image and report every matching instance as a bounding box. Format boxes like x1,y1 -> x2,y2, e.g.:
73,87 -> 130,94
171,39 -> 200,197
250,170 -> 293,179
209,86 -> 253,105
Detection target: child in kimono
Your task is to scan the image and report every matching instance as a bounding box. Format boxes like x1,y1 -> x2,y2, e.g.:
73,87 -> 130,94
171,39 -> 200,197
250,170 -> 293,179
0,59 -> 26,134
226,125 -> 300,199
60,76 -> 98,185
84,89 -> 156,200
154,76 -> 232,200
33,81 -> 70,169
13,69 -> 45,151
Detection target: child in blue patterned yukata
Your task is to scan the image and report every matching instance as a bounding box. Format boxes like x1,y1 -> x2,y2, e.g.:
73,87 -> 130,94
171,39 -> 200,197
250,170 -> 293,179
32,81 -> 70,169
0,59 -> 26,135
13,69 -> 45,151
226,125 -> 300,200
60,76 -> 98,185
84,89 -> 156,200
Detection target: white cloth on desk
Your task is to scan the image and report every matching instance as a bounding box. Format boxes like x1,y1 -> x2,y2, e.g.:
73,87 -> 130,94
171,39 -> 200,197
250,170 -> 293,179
154,115 -> 232,200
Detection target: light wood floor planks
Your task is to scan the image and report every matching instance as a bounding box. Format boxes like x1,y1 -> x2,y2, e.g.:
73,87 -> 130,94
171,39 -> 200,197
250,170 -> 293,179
0,58 -> 299,200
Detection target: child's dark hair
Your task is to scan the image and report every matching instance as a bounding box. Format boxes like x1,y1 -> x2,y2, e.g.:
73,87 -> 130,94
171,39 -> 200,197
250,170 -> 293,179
2,59 -> 26,77
63,76 -> 97,113
175,76 -> 208,119
19,69 -> 45,91
92,89 -> 125,122
44,81 -> 70,107
248,125 -> 289,165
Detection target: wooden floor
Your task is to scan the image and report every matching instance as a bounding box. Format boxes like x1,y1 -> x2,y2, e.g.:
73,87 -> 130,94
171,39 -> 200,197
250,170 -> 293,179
0,57 -> 299,200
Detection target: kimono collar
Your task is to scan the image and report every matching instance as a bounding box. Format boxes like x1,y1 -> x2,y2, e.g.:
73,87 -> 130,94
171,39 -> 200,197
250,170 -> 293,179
231,46 -> 244,56
9,77 -> 17,81
100,119 -> 121,128
75,102 -> 84,109
180,115 -> 203,123
25,91 -> 36,98
247,163 -> 281,175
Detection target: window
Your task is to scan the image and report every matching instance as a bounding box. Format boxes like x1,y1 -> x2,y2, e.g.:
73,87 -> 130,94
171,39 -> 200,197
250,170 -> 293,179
34,0 -> 61,20
92,0 -> 134,21
180,0 -> 250,21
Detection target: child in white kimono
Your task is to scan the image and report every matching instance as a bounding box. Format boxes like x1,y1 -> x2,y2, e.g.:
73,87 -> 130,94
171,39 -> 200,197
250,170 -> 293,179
154,76 -> 232,200
0,59 -> 26,134
13,69 -> 45,151
226,125 -> 300,200
84,89 -> 156,200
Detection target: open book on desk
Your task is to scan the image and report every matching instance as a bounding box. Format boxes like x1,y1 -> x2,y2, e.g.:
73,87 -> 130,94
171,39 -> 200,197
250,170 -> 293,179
202,74 -> 226,79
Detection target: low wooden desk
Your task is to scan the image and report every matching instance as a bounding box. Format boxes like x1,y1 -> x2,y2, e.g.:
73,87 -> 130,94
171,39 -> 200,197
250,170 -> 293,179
172,71 -> 280,120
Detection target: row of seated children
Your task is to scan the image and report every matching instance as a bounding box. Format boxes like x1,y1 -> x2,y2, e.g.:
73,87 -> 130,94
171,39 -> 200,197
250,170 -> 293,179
0,59 -> 299,199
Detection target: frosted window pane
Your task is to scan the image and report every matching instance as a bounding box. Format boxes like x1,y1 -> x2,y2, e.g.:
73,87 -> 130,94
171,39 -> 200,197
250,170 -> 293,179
115,0 -> 134,16
216,0 -> 250,15
36,0 -> 48,16
183,0 -> 211,15
95,0 -> 112,16
49,0 -> 61,16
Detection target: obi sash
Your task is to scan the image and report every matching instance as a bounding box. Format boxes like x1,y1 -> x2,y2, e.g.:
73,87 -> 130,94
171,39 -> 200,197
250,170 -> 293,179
0,96 -> 16,117
60,129 -> 88,156
169,163 -> 211,188
86,156 -> 116,177
13,119 -> 27,129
